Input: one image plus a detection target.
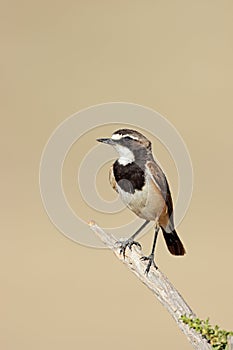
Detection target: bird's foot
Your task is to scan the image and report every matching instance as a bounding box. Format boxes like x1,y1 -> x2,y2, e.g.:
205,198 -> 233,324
140,254 -> 158,274
116,238 -> 142,259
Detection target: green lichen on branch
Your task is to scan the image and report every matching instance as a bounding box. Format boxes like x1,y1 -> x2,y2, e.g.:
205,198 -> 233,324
181,315 -> 233,350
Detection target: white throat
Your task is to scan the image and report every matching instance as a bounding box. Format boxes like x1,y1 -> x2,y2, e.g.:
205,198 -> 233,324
115,144 -> 135,166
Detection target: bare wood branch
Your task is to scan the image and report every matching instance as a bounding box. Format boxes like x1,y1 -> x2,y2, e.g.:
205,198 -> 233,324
89,221 -> 212,350
228,336 -> 233,350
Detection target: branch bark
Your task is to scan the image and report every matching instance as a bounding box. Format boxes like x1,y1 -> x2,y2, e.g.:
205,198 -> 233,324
228,336 -> 233,350
89,221 -> 212,350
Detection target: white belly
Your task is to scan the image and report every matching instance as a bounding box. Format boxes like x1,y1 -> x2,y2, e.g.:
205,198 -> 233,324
116,179 -> 165,221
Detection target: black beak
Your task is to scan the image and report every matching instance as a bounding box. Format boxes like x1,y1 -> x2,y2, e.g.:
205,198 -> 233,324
96,138 -> 115,145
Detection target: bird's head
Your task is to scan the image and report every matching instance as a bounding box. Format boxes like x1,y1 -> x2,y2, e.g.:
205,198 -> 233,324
97,129 -> 151,165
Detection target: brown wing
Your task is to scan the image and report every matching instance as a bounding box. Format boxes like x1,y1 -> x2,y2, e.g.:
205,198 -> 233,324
146,160 -> 175,229
109,165 -> 118,193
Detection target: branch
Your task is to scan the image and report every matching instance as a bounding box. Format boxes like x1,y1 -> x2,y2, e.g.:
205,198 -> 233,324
89,221 -> 212,350
228,336 -> 233,350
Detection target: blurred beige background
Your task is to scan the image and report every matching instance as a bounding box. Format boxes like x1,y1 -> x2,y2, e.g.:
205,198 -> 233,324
1,1 -> 233,349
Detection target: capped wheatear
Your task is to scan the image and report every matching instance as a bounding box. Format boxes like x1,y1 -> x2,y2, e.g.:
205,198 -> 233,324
97,129 -> 186,274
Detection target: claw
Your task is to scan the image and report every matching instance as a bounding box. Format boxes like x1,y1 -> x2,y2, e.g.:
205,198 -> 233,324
117,239 -> 142,258
140,254 -> 158,274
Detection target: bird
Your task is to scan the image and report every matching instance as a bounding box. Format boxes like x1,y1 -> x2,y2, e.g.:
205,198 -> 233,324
97,128 -> 186,274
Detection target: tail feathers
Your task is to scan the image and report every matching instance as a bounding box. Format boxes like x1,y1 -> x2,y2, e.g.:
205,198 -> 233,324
161,227 -> 186,256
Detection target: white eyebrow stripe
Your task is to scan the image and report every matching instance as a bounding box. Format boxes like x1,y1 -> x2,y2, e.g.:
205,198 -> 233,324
111,133 -> 139,141
111,134 -> 122,140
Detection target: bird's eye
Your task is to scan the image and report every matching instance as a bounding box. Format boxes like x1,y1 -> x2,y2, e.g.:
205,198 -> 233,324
123,136 -> 131,141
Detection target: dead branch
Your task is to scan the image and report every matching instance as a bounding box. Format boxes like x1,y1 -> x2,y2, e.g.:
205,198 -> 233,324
89,221 -> 212,350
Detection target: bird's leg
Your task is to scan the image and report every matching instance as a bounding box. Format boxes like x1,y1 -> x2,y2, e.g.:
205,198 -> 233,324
141,224 -> 160,274
117,220 -> 150,258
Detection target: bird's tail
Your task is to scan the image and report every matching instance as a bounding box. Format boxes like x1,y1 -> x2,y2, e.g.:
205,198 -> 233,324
161,227 -> 186,256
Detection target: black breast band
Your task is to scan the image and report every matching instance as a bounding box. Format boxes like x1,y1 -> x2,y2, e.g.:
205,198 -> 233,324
113,161 -> 145,193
